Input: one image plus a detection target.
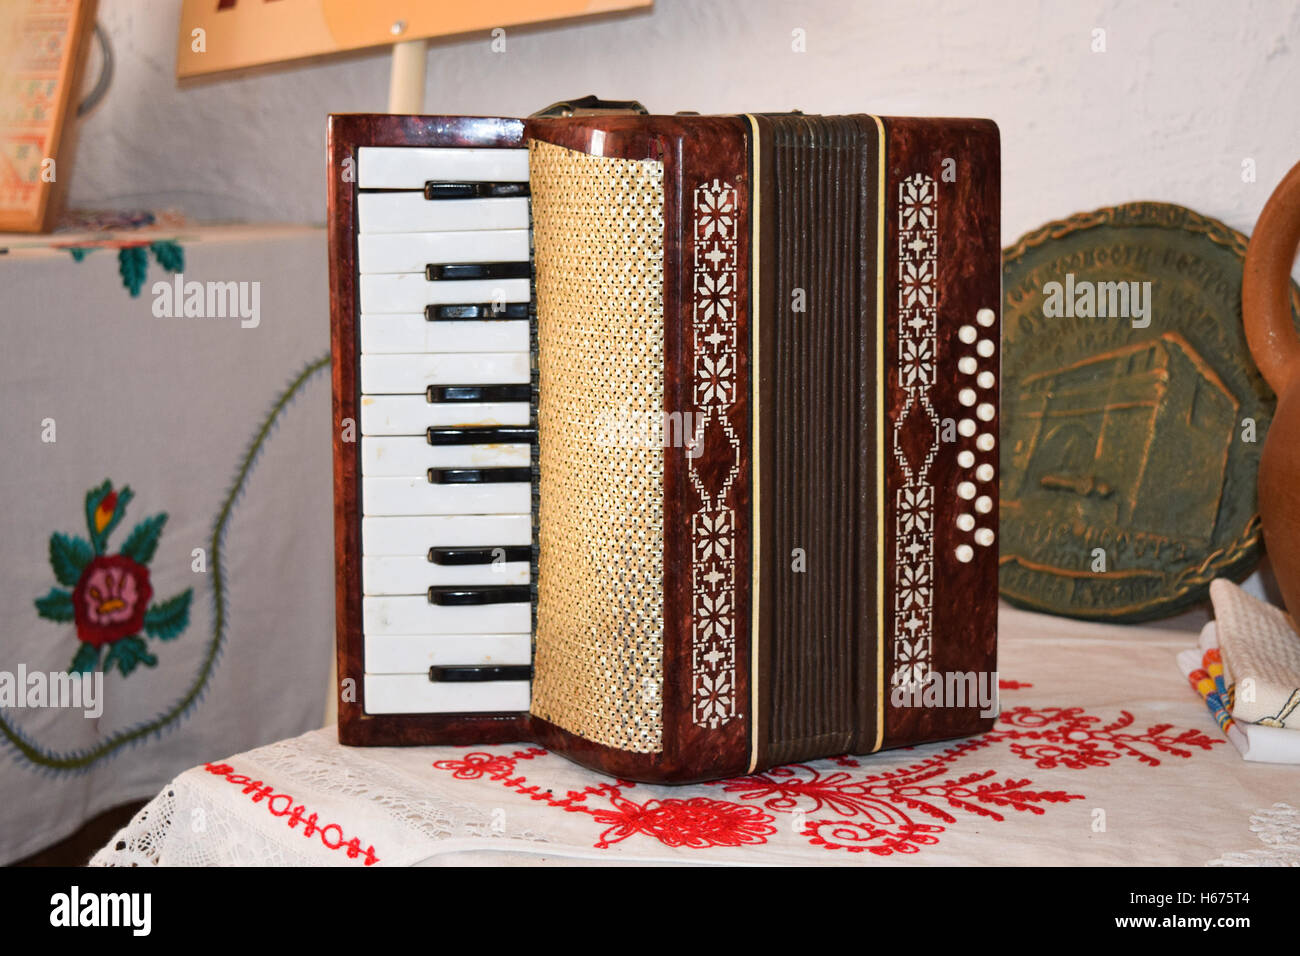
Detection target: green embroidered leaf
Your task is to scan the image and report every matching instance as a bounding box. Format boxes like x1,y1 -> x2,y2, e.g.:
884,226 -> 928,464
121,514 -> 168,565
118,246 -> 149,297
67,246 -> 95,263
49,533 -> 93,586
69,643 -> 100,674
104,636 -> 156,677
150,240 -> 184,274
35,587 -> 75,622
144,590 -> 192,641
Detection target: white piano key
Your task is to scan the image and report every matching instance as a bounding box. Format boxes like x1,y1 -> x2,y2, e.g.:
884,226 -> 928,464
363,515 -> 530,555
361,273 -> 530,313
361,315 -> 529,353
363,477 -> 531,516
364,595 -> 530,635
360,395 -> 530,434
357,230 -> 530,274
364,555 -> 529,595
364,674 -> 530,715
358,194 -> 529,234
361,352 -> 529,391
364,633 -> 532,674
357,146 -> 529,189
361,436 -> 529,473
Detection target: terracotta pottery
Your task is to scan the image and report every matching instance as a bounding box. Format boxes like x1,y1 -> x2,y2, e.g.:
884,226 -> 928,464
1243,159 -> 1300,619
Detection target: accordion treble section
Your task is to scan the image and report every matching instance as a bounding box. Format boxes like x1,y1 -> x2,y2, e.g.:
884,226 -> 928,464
329,109 -> 1001,784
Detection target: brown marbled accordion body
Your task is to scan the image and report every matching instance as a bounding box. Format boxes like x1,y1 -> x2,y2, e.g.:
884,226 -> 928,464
329,110 -> 1001,783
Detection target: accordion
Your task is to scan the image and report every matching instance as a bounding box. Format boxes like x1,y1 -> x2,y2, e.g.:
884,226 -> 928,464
329,103 -> 1001,784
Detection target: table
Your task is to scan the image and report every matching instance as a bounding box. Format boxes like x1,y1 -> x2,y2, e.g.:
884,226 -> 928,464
90,606 -> 1299,866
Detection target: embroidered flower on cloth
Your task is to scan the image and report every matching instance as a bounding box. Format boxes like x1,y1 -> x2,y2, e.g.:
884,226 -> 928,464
432,690 -> 1222,857
34,480 -> 193,676
589,795 -> 774,849
72,553 -> 153,647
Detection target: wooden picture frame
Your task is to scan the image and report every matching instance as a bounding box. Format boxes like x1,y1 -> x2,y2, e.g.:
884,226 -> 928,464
0,0 -> 98,233
176,0 -> 651,80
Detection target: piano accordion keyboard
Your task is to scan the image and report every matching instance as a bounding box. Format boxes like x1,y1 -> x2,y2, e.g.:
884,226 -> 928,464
356,146 -> 534,717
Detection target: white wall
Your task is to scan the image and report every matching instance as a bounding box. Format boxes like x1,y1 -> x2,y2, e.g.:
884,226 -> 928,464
67,0 -> 1300,242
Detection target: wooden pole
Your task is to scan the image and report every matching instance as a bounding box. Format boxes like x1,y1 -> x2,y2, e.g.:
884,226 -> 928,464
387,38 -> 427,113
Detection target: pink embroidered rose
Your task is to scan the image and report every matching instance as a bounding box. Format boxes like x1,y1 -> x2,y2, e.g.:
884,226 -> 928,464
72,554 -> 153,647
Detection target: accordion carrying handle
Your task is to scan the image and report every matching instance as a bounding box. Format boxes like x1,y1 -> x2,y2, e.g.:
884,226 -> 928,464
1244,157 -> 1300,626
531,95 -> 649,117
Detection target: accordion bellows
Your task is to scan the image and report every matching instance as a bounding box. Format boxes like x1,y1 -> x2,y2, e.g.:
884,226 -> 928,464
329,109 -> 1001,784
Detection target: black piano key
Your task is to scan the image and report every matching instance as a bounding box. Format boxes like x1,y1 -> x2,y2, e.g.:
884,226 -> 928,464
423,182 -> 530,200
429,665 -> 534,683
428,467 -> 532,485
427,426 -> 537,446
428,586 -> 531,606
425,262 -> 532,281
425,302 -> 529,321
426,384 -> 532,404
428,546 -> 532,565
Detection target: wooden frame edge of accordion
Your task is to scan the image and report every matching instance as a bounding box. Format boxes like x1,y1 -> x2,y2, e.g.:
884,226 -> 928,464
329,113 -> 532,747
520,114 -> 757,783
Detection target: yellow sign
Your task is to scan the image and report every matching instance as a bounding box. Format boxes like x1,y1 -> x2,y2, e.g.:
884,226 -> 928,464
176,0 -> 652,79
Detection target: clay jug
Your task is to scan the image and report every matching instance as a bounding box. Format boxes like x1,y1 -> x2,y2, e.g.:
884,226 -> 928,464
1243,159 -> 1300,619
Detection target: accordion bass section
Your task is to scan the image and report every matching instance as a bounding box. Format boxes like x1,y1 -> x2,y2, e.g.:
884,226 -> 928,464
329,110 -> 1001,784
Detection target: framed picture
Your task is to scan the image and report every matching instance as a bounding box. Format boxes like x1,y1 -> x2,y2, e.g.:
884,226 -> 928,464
0,0 -> 98,233
176,0 -> 651,79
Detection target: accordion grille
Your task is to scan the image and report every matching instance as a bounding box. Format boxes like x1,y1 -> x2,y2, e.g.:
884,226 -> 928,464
528,139 -> 666,754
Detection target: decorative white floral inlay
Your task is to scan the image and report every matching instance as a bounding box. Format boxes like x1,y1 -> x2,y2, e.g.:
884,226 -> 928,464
690,179 -> 741,729
892,173 -> 939,688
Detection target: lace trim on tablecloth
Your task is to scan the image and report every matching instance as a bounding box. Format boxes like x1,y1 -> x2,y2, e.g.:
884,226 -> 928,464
249,732 -> 550,846
1208,803 -> 1300,867
89,779 -> 333,866
90,729 -> 550,866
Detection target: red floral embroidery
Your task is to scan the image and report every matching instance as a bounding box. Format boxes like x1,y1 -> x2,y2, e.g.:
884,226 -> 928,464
803,819 -> 943,854
717,763 -> 1079,855
991,706 -> 1220,769
204,762 -> 380,865
430,683 -> 1222,856
431,749 -> 778,850
72,553 -> 152,647
435,750 -> 530,782
589,795 -> 773,850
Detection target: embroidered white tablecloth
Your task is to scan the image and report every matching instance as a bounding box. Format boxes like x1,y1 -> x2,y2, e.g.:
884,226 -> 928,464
91,606 -> 1299,866
0,226 -> 334,863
